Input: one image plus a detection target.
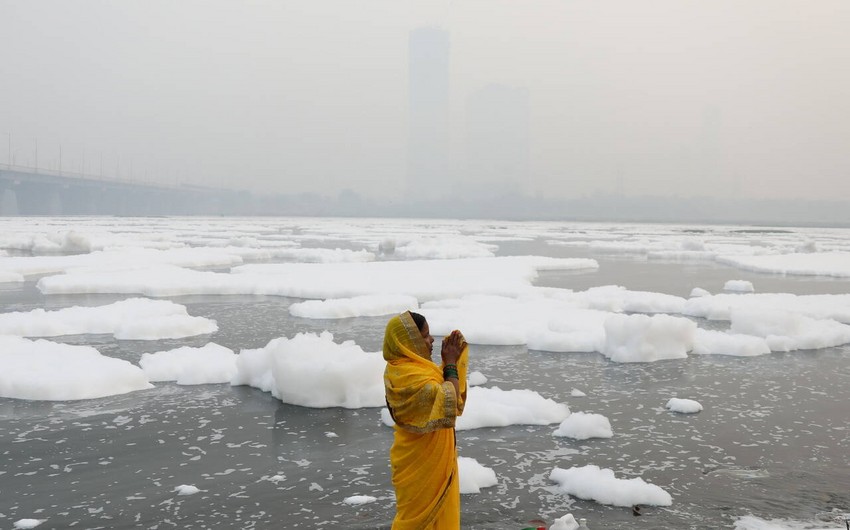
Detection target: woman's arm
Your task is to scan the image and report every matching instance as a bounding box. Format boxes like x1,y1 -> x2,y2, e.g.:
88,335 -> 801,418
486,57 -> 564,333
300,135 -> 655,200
441,330 -> 464,398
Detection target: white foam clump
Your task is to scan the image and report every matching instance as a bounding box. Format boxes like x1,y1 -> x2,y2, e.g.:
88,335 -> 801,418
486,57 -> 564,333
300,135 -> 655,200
467,371 -> 488,386
376,277 -> 849,359
690,287 -> 710,297
550,513 -> 579,530
578,285 -> 687,314
549,465 -> 673,507
0,270 -> 24,283
289,294 -> 418,319
553,412 -> 613,439
30,230 -> 93,253
174,485 -> 200,495
602,314 -> 696,362
526,309 -> 610,353
724,280 -> 754,292
140,343 -> 236,384
730,307 -> 850,351
719,251 -> 850,278
570,388 -> 586,397
13,520 -> 45,529
683,292 -> 850,323
0,336 -> 153,400
733,515 -> 839,530
0,298 -> 217,340
666,398 -> 703,413
39,256 -> 597,299
458,456 -> 497,494
457,386 -> 570,430
392,236 -> 497,260
423,287 -> 685,352
424,294 -> 606,348
5,247 -> 244,278
381,386 -> 569,431
343,495 -> 377,505
692,329 -> 771,357
38,265 -> 248,297
232,331 -> 385,408
274,247 -> 375,263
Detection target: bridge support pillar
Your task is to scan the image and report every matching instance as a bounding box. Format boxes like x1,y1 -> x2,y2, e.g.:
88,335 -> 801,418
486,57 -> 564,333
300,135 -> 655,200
0,187 -> 18,215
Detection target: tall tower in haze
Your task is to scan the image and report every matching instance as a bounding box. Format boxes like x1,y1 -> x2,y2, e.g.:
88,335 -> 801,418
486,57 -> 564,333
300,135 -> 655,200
407,27 -> 450,199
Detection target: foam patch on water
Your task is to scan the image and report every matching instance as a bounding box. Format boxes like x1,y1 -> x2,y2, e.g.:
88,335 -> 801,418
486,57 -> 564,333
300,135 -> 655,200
289,294 -> 419,319
231,331 -> 385,408
719,252 -> 850,278
37,256 -> 597,299
725,280 -> 755,293
0,298 -> 217,340
0,336 -> 153,400
458,456 -> 498,493
0,270 -> 24,283
140,343 -> 237,384
553,412 -> 613,439
602,314 -> 695,363
692,329 -> 771,357
733,515 -> 841,530
666,398 -> 703,414
343,495 -> 377,505
2,247 -> 244,277
381,385 -> 569,430
549,464 -> 673,507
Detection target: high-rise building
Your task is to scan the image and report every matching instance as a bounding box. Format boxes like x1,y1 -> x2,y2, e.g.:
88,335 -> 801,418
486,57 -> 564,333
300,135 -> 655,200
407,27 -> 451,199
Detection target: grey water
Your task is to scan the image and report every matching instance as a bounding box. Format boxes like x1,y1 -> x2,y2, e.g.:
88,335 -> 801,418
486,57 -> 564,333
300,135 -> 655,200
2,238 -> 850,529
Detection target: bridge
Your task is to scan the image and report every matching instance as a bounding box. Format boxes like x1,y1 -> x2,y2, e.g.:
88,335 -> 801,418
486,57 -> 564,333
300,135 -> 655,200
0,165 -> 254,216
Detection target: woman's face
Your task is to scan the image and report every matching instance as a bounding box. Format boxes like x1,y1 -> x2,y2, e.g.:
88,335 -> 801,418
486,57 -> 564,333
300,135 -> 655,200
419,321 -> 434,354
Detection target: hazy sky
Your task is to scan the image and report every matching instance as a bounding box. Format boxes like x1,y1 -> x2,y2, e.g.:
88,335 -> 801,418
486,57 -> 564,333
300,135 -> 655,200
2,1 -> 849,201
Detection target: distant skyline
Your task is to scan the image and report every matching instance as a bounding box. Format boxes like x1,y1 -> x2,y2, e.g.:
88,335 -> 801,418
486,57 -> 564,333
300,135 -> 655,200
2,1 -> 849,207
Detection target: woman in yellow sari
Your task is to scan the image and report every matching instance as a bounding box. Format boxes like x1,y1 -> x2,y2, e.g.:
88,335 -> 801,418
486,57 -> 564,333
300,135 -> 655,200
384,311 -> 469,530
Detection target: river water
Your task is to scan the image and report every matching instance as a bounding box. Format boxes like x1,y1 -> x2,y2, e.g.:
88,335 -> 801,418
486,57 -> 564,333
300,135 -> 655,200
1,230 -> 849,529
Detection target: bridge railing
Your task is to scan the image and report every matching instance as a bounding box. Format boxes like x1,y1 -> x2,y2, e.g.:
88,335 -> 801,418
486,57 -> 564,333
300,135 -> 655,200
0,162 -> 188,190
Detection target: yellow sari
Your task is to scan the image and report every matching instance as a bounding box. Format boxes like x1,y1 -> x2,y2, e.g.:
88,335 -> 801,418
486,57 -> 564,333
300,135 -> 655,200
384,312 -> 468,530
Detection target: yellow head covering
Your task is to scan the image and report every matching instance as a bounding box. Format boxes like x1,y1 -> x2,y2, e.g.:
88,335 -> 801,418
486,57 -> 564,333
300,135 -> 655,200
383,311 -> 467,433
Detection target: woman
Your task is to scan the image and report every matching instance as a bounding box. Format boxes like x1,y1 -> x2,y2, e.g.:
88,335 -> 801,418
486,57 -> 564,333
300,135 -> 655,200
383,311 -> 469,529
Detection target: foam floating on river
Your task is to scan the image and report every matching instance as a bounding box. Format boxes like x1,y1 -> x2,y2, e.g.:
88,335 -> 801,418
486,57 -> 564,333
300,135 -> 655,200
140,343 -> 237,384
666,398 -> 703,414
602,313 -> 696,363
0,335 -> 153,400
553,412 -> 613,440
343,495 -> 377,505
289,294 -> 419,319
549,464 -> 673,507
724,280 -> 755,292
231,331 -> 386,408
37,256 -> 598,299
0,270 -> 24,283
381,386 -> 570,431
13,519 -> 46,529
0,298 -> 217,340
718,252 -> 850,278
2,247 -> 244,278
457,456 -> 498,494
174,485 -> 200,495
